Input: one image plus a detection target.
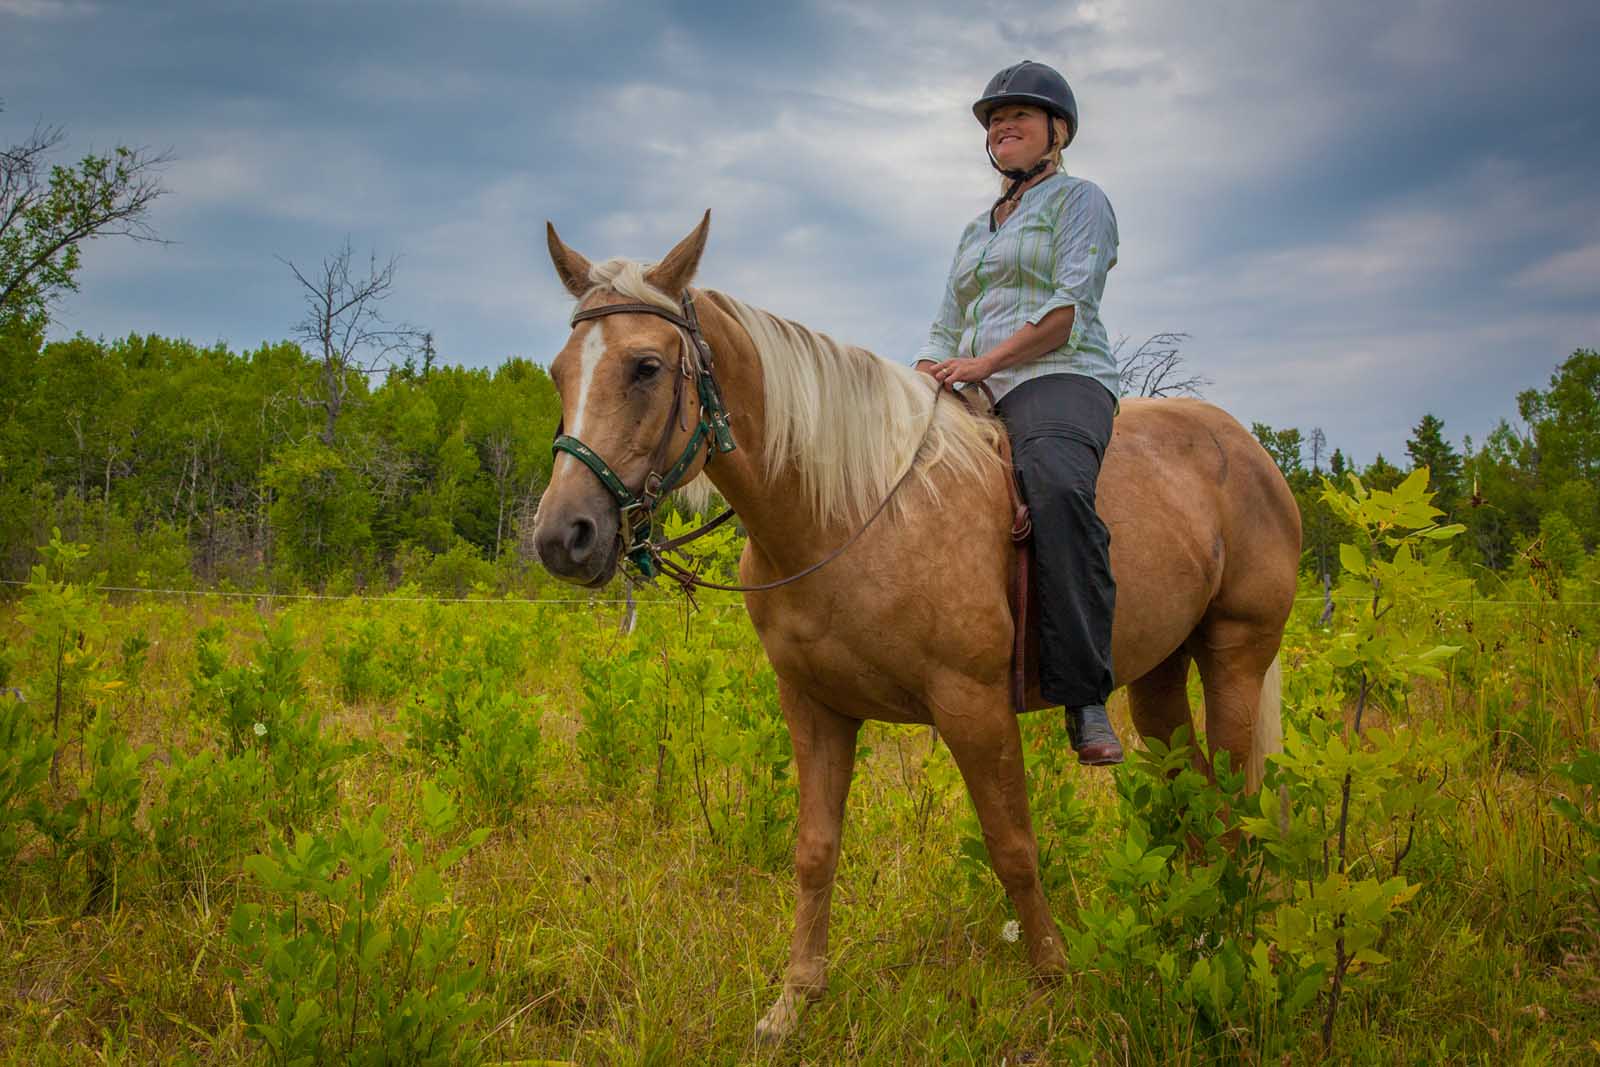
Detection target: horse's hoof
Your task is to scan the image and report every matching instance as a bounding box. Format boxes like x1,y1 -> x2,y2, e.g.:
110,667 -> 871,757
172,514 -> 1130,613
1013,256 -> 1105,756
754,991 -> 802,1046
1029,932 -> 1068,980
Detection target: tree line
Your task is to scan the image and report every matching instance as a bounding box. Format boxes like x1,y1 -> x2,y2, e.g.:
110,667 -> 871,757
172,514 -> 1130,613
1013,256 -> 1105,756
1251,347 -> 1600,592
0,320 -> 560,592
4,315 -> 1594,593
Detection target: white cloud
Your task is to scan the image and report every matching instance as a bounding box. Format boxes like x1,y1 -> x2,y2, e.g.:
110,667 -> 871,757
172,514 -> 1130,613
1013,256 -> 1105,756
0,0 -> 95,17
161,127 -> 405,230
1512,243 -> 1600,297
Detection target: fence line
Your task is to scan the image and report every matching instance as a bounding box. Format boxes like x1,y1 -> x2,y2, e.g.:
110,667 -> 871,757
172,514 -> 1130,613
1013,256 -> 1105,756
1,577 -> 1596,610
0,577 -> 747,610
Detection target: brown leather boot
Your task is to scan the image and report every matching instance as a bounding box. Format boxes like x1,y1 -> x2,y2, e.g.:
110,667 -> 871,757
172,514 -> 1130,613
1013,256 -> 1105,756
1066,704 -> 1124,766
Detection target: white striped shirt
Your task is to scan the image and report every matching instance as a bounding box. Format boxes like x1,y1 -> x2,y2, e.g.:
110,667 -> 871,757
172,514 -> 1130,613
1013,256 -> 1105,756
914,172 -> 1120,402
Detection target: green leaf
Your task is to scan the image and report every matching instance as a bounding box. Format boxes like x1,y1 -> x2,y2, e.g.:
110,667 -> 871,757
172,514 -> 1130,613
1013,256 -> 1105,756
1338,543 -> 1368,576
1286,968 -> 1326,1013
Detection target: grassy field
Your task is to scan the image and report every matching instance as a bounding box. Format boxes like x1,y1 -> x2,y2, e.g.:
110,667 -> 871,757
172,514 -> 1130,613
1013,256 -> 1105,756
1,520 -> 1597,1064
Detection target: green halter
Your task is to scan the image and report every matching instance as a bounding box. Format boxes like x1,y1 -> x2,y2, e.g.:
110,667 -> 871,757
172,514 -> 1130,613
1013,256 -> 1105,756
551,292 -> 736,578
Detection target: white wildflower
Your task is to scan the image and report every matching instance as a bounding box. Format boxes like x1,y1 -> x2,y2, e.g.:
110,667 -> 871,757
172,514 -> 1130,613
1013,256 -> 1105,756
1001,919 -> 1021,943
253,722 -> 267,738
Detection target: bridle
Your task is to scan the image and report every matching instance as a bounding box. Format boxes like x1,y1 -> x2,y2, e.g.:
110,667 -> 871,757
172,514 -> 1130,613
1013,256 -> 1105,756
550,290 -> 942,594
551,291 -> 735,580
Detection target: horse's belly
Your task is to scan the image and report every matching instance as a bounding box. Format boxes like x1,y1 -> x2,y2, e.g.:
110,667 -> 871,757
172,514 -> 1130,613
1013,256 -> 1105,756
758,624 -> 938,724
746,551 -> 1012,724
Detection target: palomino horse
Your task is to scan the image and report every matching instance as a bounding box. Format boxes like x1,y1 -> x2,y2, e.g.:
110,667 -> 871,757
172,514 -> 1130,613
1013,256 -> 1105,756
533,214 -> 1301,1043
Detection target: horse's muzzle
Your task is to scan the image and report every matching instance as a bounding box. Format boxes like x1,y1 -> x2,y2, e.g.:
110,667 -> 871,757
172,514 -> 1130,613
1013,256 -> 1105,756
534,505 -> 620,587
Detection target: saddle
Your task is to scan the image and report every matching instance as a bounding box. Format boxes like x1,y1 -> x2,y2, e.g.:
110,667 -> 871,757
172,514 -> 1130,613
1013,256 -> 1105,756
952,383 -> 1036,715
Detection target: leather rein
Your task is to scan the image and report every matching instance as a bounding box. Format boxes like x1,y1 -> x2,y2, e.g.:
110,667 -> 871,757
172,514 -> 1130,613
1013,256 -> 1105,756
551,292 -> 941,595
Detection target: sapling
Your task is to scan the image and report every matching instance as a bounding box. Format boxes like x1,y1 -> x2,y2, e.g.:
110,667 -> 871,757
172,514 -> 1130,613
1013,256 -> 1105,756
1265,469 -> 1467,1051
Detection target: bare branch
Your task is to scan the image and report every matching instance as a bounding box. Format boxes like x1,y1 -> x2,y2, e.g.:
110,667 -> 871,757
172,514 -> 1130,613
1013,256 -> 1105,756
1115,332 -> 1211,399
281,238 -> 424,445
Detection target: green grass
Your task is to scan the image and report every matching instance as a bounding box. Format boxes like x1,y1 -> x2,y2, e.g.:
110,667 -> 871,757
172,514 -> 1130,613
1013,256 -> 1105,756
0,573 -> 1596,1065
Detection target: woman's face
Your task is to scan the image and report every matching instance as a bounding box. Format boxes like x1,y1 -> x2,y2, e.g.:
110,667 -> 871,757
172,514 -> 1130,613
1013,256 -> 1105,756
986,104 -> 1051,170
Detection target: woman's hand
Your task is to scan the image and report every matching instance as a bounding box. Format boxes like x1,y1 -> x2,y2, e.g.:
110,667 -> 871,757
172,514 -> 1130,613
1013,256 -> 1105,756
926,356 -> 994,387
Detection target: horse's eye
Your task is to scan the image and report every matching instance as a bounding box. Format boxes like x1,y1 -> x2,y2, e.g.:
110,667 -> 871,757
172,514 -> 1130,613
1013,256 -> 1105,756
633,358 -> 662,383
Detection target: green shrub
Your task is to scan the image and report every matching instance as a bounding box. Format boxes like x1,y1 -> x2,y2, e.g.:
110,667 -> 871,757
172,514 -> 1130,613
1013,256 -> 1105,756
0,694 -> 51,874
448,691 -> 543,823
227,796 -> 488,1066
190,615 -> 356,832
150,749 -> 269,900
327,615 -> 402,706
78,707 -> 152,912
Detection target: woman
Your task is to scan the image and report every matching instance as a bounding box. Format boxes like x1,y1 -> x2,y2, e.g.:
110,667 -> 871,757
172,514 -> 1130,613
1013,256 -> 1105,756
914,59 -> 1124,765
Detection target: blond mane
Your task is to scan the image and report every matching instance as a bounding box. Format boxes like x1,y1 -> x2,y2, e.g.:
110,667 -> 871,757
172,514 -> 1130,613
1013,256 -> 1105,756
587,257 -> 1005,527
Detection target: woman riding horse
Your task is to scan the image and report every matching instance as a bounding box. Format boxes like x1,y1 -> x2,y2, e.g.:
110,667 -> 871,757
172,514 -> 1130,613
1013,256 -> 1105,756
916,60 -> 1124,765
535,68 -> 1299,1042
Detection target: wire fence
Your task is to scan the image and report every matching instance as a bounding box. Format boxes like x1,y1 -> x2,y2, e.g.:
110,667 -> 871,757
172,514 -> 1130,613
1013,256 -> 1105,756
1,576 -> 1596,610
0,576 -> 748,610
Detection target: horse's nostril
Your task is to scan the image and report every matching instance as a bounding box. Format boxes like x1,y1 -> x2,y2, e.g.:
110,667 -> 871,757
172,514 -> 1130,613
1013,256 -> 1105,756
567,517 -> 596,558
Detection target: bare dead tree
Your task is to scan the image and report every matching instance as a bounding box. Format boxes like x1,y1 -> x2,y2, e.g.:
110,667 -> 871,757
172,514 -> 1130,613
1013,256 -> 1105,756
1309,426 -> 1335,623
281,239 -> 423,446
483,430 -> 517,560
1115,332 -> 1211,399
1,113 -> 170,326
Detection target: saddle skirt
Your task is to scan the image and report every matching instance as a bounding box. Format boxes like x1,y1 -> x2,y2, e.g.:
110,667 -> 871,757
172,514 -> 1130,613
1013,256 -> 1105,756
953,383 -> 1036,714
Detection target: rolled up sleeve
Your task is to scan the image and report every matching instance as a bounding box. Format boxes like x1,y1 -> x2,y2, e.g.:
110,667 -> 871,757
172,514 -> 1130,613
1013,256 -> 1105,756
1024,182 -> 1118,340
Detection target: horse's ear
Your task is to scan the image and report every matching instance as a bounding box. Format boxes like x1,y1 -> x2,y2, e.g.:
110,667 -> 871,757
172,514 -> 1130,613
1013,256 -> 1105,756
546,222 -> 593,299
644,210 -> 711,296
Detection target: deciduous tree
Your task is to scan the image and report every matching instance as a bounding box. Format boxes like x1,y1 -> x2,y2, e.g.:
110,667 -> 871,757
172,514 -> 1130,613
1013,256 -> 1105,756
0,114 -> 168,330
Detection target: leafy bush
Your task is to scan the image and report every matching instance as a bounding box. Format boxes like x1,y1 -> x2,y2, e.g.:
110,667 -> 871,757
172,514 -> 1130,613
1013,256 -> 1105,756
0,694 -> 51,873
150,749 -> 269,900
190,615 -> 356,832
77,707 -> 151,911
575,644 -> 654,796
1552,749 -> 1600,949
327,615 -> 402,706
448,690 -> 543,823
227,794 -> 488,1066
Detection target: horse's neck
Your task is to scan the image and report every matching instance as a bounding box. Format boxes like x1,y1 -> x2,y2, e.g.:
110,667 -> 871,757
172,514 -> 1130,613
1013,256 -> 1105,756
693,298 -> 836,574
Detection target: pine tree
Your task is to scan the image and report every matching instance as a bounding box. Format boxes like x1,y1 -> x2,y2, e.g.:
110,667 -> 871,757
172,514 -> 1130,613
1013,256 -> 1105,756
1405,413 -> 1463,515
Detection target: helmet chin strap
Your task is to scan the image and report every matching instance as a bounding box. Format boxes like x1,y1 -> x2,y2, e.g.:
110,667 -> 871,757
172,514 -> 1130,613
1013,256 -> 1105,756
987,119 -> 1057,231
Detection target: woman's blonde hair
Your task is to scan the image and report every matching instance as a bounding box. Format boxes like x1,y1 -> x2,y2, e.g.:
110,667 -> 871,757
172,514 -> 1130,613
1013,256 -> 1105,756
995,114 -> 1072,193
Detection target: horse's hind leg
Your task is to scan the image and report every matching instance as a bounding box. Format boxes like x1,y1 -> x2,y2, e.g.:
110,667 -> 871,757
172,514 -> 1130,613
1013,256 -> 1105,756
1127,647 -> 1198,759
932,678 -> 1066,979
1190,619 -> 1281,784
755,681 -> 861,1045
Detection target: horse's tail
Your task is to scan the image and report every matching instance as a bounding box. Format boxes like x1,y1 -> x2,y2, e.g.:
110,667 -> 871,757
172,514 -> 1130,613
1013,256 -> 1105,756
1247,653 -> 1283,793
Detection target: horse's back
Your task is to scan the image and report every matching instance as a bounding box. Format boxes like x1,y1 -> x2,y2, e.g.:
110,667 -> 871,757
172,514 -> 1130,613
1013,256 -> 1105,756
1097,398 -> 1301,684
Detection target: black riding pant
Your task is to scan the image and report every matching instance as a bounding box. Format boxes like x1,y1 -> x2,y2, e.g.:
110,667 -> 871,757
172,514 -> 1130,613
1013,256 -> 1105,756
995,373 -> 1117,708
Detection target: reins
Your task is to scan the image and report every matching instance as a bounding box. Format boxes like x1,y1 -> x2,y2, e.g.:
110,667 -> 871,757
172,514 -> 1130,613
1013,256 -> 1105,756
551,292 -> 943,596
654,388 -> 941,595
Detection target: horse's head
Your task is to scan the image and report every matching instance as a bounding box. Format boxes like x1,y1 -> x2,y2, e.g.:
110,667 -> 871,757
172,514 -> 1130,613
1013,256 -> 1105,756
533,213 -> 714,586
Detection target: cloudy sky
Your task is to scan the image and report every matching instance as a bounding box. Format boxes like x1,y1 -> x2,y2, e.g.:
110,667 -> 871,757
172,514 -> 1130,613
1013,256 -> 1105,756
4,0 -> 1598,463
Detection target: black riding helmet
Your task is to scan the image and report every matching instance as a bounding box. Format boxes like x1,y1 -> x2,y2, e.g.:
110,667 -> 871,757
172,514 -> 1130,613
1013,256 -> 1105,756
973,60 -> 1078,145
975,60 -> 1079,230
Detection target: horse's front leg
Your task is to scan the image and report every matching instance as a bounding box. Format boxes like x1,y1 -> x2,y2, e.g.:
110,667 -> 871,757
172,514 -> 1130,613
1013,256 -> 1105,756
755,681 -> 861,1045
932,676 -> 1067,979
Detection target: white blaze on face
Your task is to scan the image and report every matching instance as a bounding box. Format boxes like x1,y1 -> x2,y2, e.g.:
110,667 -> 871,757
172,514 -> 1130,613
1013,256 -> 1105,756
557,319 -> 608,477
